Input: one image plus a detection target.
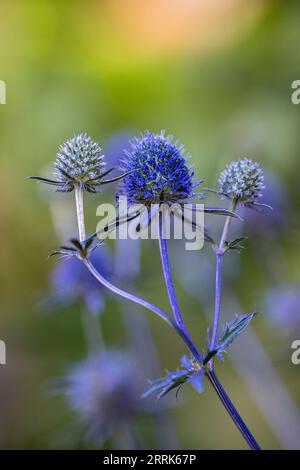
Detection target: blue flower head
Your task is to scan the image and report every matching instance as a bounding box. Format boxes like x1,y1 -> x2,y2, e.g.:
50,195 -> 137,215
54,133 -> 106,192
28,133 -> 131,193
218,158 -> 265,205
118,131 -> 200,205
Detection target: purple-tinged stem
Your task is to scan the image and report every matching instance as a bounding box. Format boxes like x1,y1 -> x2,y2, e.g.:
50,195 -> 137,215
158,211 -> 202,363
206,369 -> 261,450
75,193 -> 260,450
84,259 -> 259,449
84,258 -> 172,326
158,211 -> 185,331
156,208 -> 260,449
209,199 -> 237,352
210,253 -> 223,351
84,259 -> 201,362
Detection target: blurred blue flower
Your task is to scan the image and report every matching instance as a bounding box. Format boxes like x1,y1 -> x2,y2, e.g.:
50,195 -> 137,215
104,130 -> 135,170
118,131 -> 200,205
245,173 -> 290,238
264,285 -> 300,333
47,249 -> 112,315
58,350 -> 146,444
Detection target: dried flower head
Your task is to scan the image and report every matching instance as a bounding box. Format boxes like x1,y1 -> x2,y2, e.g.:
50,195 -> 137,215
28,133 -> 131,193
218,158 -> 265,205
118,131 -> 200,205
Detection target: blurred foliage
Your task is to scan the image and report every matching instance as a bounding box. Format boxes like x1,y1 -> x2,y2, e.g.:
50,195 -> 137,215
1,0 -> 300,449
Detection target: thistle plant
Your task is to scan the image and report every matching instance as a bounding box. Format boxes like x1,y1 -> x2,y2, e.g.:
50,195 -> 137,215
218,157 -> 265,207
29,133 -> 132,193
118,131 -> 198,205
29,131 -> 267,450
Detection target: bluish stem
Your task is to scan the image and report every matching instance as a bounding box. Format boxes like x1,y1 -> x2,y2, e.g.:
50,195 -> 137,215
75,185 -> 103,353
158,211 -> 202,363
158,211 -> 185,330
76,196 -> 259,450
210,253 -> 223,351
206,370 -> 261,450
84,259 -> 202,362
85,260 -> 259,450
84,259 -> 172,326
209,199 -> 237,352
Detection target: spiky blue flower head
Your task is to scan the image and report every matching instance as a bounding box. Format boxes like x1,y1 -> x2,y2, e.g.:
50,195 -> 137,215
218,158 -> 265,205
118,131 -> 200,205
28,133 -> 131,192
54,133 -> 105,192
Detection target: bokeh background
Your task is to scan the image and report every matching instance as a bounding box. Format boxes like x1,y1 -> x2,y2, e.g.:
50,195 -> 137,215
1,0 -> 300,450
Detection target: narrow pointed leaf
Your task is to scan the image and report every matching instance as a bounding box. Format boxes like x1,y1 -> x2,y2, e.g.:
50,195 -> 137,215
69,238 -> 83,251
142,355 -> 204,400
87,168 -> 114,182
99,169 -> 138,185
27,176 -> 62,186
186,205 -> 240,219
216,313 -> 257,354
226,236 -> 248,252
85,211 -> 141,243
59,246 -> 77,252
174,208 -> 216,245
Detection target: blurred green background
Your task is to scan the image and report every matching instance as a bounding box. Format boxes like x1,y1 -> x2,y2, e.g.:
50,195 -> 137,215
1,0 -> 300,450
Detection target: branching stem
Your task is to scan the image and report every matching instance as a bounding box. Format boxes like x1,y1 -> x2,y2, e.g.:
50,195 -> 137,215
74,193 -> 260,450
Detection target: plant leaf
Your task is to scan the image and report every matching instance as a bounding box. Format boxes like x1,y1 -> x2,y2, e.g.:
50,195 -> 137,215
225,236 -> 248,252
99,169 -> 138,185
216,313 -> 257,354
173,208 -> 216,245
186,205 -> 240,219
70,238 -> 83,251
142,355 -> 204,400
142,370 -> 190,400
85,211 -> 141,243
27,176 -> 62,186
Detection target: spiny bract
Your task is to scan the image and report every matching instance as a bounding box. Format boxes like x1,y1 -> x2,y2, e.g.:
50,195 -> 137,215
54,133 -> 106,192
218,158 -> 265,205
118,131 -> 199,205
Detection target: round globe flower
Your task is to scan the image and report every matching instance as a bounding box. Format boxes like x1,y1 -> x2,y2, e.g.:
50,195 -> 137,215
118,131 -> 200,205
28,133 -> 131,193
218,158 -> 265,205
54,133 -> 105,192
